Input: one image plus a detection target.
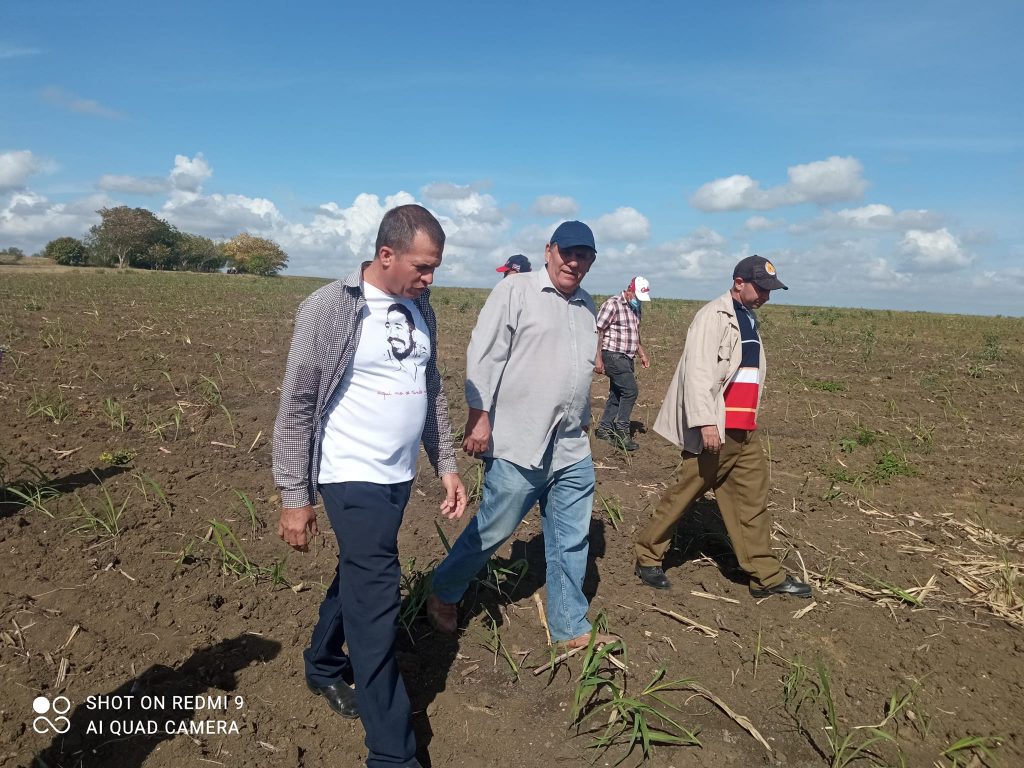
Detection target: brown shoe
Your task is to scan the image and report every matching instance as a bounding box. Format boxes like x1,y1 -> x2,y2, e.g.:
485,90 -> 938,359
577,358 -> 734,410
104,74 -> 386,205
561,631 -> 621,651
426,593 -> 457,634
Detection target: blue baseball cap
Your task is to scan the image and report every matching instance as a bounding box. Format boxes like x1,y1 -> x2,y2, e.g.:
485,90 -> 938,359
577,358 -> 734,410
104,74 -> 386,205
496,254 -> 532,273
549,220 -> 596,253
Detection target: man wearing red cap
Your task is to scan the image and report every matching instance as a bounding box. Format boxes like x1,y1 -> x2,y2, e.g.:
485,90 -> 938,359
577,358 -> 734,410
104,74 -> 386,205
634,256 -> 811,599
594,276 -> 652,451
495,254 -> 532,277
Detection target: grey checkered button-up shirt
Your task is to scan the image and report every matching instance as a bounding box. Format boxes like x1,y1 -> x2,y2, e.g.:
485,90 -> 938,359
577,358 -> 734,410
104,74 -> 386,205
272,263 -> 458,508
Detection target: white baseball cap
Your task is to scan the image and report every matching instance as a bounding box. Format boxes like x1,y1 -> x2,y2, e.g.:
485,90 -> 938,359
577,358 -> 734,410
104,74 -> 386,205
631,276 -> 652,301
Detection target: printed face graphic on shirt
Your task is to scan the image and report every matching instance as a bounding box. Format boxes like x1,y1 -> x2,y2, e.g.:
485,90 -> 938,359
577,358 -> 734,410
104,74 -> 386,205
386,305 -> 415,361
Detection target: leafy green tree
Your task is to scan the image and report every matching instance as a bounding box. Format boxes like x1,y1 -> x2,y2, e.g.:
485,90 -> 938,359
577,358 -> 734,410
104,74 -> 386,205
223,233 -> 288,276
0,246 -> 25,264
43,237 -> 87,266
85,206 -> 176,269
175,232 -> 226,272
144,242 -> 178,270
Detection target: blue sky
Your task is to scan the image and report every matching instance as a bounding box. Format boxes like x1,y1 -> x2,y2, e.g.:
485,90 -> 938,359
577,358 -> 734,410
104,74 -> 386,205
2,1 -> 1021,315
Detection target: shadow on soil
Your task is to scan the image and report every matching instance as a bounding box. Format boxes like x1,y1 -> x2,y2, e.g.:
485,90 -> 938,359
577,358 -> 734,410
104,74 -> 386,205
401,518 -> 608,766
33,634 -> 280,768
0,465 -> 131,520
663,498 -> 748,586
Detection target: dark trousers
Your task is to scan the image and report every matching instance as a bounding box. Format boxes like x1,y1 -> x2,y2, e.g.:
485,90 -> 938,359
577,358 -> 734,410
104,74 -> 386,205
599,350 -> 639,433
304,481 -> 416,767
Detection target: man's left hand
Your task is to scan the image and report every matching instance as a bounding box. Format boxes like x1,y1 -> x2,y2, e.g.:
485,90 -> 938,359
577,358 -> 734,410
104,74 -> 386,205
439,472 -> 467,520
639,352 -> 650,369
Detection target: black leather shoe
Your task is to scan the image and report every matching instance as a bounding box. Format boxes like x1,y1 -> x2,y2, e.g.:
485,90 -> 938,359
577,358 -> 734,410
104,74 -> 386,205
750,574 -> 813,599
635,564 -> 671,590
306,679 -> 359,719
613,430 -> 639,451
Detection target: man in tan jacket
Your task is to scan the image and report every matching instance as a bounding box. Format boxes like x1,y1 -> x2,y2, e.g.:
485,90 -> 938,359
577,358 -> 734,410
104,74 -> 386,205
634,256 -> 811,598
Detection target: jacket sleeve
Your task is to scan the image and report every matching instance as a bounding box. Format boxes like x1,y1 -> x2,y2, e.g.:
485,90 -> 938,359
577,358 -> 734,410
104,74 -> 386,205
465,280 -> 517,413
272,297 -> 323,508
681,305 -> 726,427
420,297 -> 459,477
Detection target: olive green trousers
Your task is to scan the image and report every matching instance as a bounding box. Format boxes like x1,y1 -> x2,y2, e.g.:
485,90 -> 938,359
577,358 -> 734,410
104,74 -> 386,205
634,429 -> 783,590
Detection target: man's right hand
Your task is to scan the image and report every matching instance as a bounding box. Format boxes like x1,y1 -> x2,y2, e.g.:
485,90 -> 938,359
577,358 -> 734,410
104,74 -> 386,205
700,425 -> 722,455
462,408 -> 491,457
279,505 -> 318,551
594,357 -> 605,374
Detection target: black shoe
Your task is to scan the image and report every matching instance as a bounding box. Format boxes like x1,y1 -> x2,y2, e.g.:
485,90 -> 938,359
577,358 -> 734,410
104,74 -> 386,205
750,574 -> 813,599
615,430 -> 639,451
635,563 -> 671,590
306,678 -> 359,719
595,426 -> 638,451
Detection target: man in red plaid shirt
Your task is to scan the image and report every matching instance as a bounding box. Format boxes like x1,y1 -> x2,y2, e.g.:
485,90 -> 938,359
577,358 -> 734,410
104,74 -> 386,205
594,276 -> 652,450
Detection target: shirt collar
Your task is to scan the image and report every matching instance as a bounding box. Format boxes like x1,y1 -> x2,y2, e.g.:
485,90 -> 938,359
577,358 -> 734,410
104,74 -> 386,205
343,261 -> 370,290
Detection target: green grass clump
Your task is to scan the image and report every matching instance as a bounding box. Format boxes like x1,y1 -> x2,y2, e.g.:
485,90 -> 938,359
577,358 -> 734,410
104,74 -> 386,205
808,380 -> 846,392
71,483 -> 129,539
869,451 -> 916,482
570,629 -> 700,763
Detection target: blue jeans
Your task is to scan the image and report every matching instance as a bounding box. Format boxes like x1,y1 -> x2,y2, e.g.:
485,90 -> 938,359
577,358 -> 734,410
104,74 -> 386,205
431,454 -> 595,643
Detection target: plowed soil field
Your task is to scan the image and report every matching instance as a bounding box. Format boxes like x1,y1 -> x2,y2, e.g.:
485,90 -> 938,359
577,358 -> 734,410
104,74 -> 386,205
2,266 -> 1021,768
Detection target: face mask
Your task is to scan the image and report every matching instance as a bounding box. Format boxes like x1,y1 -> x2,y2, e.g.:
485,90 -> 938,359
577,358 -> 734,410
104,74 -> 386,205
628,298 -> 641,312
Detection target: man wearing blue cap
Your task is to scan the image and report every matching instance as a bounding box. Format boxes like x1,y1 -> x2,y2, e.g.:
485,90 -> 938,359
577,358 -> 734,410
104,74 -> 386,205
427,221 -> 615,649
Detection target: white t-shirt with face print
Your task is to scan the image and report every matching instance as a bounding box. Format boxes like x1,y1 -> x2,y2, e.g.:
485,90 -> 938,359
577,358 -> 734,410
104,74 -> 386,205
319,282 -> 431,485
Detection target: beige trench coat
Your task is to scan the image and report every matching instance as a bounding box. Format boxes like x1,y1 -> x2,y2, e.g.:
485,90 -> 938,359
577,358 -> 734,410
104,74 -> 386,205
653,292 -> 767,454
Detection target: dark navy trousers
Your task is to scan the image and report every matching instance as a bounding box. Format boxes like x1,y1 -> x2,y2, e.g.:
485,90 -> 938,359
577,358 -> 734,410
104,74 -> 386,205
304,480 -> 416,768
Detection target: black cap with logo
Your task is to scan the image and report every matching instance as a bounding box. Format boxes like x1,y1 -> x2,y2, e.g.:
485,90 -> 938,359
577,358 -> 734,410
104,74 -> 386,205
733,255 -> 788,290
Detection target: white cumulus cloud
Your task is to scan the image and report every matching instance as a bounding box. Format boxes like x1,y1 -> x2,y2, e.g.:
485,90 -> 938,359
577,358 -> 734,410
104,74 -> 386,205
691,155 -> 867,212
531,195 -> 579,217
0,150 -> 45,192
170,153 -> 213,192
150,152 -> 284,239
863,257 -> 911,286
280,191 -> 417,273
786,156 -> 867,204
799,203 -> 942,233
0,190 -> 109,247
96,153 -> 212,196
656,227 -> 730,280
900,228 -> 973,271
163,192 -> 284,239
593,207 -> 650,243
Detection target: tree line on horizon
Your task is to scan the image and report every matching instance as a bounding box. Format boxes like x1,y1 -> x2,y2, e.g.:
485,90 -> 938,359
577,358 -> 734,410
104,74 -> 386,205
1,206 -> 289,276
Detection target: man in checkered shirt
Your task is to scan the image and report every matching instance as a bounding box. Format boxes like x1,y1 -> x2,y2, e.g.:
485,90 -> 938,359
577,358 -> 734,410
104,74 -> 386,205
594,276 -> 652,451
272,204 -> 466,768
